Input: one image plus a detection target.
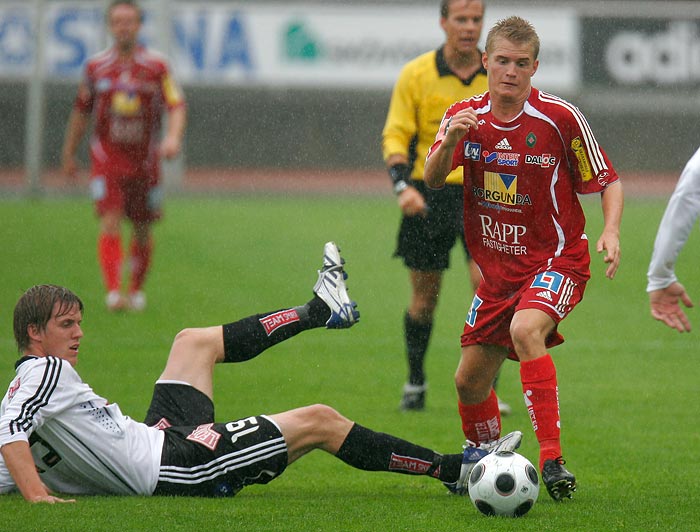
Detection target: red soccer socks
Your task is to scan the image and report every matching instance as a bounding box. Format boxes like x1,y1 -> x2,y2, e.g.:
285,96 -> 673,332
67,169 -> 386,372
520,354 -> 562,469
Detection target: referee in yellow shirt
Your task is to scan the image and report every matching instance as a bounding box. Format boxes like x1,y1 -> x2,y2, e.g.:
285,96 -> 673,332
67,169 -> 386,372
382,0 -> 509,413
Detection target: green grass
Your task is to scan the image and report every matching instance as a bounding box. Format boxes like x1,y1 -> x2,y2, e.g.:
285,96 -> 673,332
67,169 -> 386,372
0,194 -> 698,531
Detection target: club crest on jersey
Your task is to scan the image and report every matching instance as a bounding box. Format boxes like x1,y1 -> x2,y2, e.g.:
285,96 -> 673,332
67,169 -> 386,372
260,309 -> 300,336
475,172 -> 532,206
526,132 -> 537,147
464,142 -> 481,161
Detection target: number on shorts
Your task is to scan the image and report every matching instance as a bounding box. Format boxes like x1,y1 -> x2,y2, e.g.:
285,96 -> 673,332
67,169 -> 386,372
225,416 -> 260,444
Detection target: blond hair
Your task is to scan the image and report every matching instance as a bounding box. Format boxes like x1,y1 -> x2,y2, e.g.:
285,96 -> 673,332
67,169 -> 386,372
485,16 -> 540,59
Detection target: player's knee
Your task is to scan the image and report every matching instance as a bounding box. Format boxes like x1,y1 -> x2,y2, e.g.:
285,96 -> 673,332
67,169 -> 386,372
171,327 -> 219,358
509,321 -> 540,353
303,404 -> 344,425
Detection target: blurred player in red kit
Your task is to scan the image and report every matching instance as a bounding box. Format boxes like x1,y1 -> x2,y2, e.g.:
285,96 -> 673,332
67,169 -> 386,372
425,16 -> 623,501
61,0 -> 186,312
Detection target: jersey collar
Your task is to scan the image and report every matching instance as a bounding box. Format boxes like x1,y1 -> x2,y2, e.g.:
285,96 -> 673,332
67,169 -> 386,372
436,46 -> 487,85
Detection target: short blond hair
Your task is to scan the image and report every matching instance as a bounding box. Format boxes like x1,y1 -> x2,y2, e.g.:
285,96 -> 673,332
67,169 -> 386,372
485,16 -> 540,59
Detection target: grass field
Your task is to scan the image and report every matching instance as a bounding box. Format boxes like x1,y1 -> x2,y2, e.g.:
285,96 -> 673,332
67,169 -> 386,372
0,193 -> 698,531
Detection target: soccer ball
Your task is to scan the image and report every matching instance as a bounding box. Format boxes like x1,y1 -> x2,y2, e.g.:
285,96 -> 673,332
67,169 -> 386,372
468,451 -> 540,517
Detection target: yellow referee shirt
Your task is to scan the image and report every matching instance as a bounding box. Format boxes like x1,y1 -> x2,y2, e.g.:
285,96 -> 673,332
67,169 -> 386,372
382,47 -> 487,186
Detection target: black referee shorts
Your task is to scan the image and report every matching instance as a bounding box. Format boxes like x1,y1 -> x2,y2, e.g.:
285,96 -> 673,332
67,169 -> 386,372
145,382 -> 288,497
394,180 -> 470,271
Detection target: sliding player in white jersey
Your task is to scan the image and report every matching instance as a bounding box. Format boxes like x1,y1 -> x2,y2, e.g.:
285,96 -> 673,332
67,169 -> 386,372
0,243 -> 520,502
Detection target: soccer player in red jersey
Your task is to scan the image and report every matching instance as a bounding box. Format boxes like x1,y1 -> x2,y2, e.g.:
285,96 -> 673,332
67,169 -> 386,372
61,0 -> 186,312
425,16 -> 623,501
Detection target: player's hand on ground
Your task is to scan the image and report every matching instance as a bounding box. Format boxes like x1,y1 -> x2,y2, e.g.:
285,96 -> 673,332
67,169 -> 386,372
397,186 -> 428,217
596,229 -> 620,279
29,494 -> 76,504
649,282 -> 694,333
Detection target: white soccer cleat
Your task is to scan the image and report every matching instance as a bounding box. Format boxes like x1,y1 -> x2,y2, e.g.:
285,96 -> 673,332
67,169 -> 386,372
444,430 -> 523,495
128,290 -> 147,312
105,290 -> 126,312
313,242 -> 360,329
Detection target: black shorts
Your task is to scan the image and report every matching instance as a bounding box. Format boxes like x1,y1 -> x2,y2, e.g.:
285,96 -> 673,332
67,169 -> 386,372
145,382 -> 288,497
394,180 -> 470,271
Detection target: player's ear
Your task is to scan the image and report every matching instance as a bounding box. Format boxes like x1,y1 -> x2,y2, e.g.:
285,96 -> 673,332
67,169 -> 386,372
482,51 -> 488,70
531,58 -> 539,77
27,324 -> 42,342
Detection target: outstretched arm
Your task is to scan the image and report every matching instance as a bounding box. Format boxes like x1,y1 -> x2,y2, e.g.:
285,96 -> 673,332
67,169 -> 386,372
1,441 -> 75,503
596,181 -> 623,279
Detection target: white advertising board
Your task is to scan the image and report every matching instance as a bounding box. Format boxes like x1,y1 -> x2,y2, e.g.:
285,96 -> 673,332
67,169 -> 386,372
0,2 -> 578,91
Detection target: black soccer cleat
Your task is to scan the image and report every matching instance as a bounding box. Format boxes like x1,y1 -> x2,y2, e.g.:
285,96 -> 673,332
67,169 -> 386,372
541,457 -> 577,501
399,383 -> 427,411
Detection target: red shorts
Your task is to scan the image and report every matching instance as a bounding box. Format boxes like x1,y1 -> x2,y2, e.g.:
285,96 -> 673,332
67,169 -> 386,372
461,270 -> 586,360
90,166 -> 162,223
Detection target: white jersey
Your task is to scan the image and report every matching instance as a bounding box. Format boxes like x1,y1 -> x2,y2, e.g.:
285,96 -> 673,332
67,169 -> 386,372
0,356 -> 164,495
647,146 -> 700,291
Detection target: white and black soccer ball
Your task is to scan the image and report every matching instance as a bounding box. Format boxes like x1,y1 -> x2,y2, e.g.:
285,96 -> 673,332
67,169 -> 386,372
468,451 -> 540,517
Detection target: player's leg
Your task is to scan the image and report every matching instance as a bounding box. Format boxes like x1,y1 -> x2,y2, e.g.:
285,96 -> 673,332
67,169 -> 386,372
98,209 -> 125,311
91,171 -> 127,311
455,343 -> 509,444
512,275 -> 584,501
395,182 -> 458,410
270,404 -> 521,493
155,242 -> 359,400
127,220 -> 152,311
401,269 -> 442,409
269,404 -> 460,482
124,177 -> 161,311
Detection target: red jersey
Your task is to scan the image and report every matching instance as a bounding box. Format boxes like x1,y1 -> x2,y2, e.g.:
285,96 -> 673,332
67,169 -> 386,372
75,45 -> 185,178
428,88 -> 620,299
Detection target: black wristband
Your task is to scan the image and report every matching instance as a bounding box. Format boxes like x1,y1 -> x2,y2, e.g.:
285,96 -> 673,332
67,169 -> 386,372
388,163 -> 411,185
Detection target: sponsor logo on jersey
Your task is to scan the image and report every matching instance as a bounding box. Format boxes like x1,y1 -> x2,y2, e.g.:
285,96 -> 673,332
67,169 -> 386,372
389,453 -> 432,474
186,423 -> 222,451
111,91 -> 142,116
495,137 -> 512,150
260,309 -> 300,336
571,136 -> 593,182
478,214 -> 528,256
525,154 -> 556,168
597,171 -> 611,187
483,151 -> 521,166
464,142 -> 481,161
526,132 -> 537,147
474,171 -> 532,206
8,377 -> 20,399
